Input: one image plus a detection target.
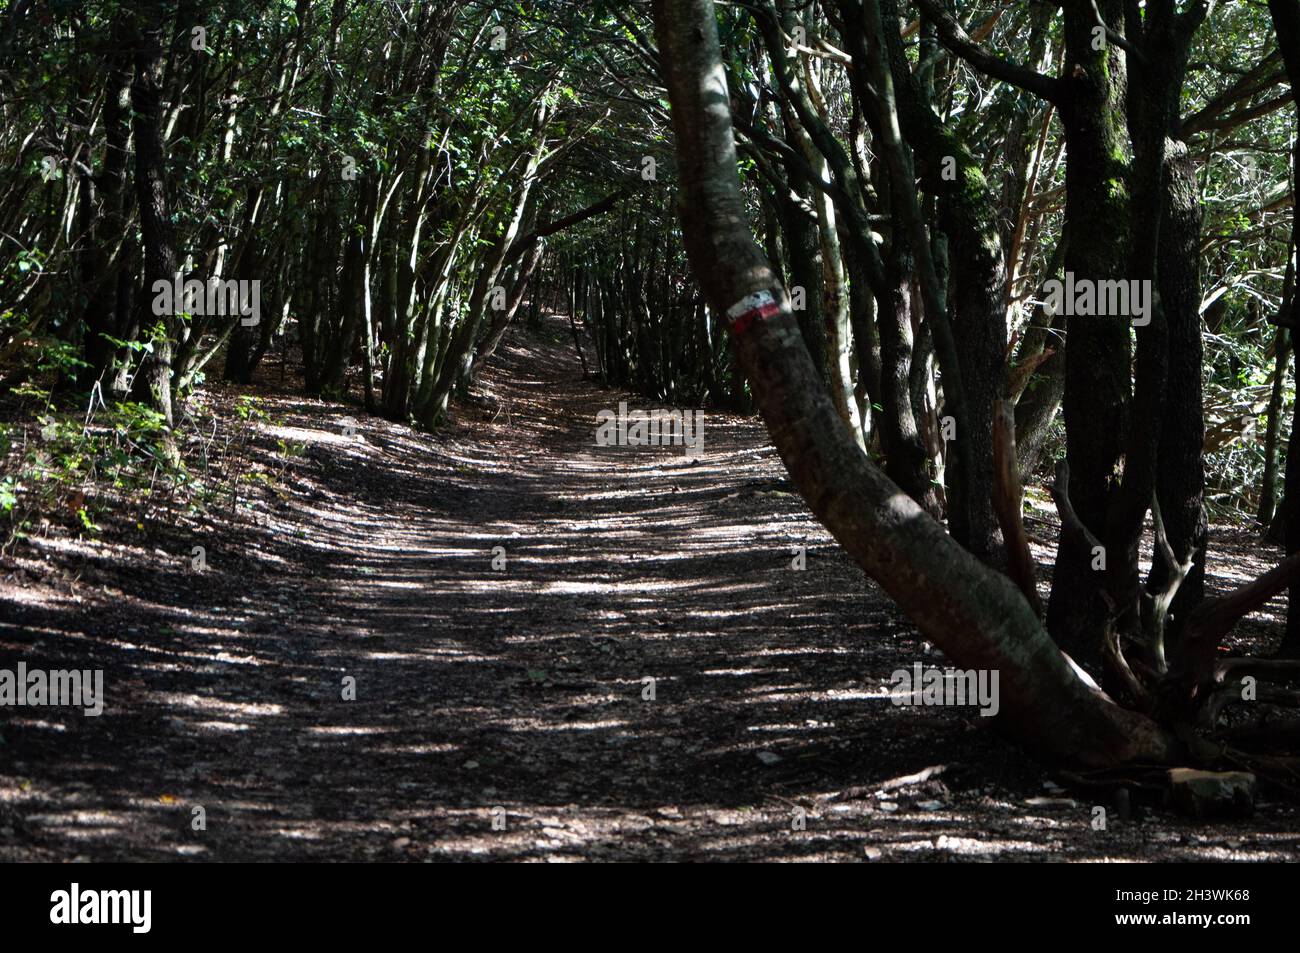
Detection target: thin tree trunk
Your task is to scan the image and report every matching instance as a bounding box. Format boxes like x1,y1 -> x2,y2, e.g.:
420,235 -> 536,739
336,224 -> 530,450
1259,317 -> 1292,527
127,0 -> 180,462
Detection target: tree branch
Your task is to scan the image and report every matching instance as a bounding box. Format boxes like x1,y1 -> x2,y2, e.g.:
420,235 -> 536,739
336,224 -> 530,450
505,186 -> 640,264
1181,551 -> 1300,702
1090,0 -> 1149,70
911,0 -> 1061,103
992,398 -> 1042,616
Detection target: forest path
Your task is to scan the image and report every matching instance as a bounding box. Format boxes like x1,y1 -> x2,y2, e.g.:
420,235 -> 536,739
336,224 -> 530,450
3,319 -> 1294,861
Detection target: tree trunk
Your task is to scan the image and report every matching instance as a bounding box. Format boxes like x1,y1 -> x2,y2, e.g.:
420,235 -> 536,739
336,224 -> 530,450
1268,0 -> 1300,656
1044,0 -> 1133,672
1258,326 -> 1291,527
127,0 -> 180,458
77,15 -> 135,392
876,0 -> 1006,564
1149,139 -> 1208,657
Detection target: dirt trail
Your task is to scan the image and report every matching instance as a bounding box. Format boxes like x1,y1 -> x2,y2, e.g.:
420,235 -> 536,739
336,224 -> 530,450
3,321 -> 1298,861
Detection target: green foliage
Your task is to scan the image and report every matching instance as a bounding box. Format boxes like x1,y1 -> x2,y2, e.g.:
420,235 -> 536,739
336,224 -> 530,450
0,0 -> 1294,549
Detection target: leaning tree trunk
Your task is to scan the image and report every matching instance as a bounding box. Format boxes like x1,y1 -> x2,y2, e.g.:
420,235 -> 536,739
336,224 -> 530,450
650,0 -> 1177,769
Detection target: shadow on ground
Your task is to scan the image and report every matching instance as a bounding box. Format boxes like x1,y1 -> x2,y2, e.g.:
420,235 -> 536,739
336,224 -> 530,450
3,319 -> 1298,861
